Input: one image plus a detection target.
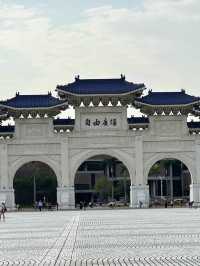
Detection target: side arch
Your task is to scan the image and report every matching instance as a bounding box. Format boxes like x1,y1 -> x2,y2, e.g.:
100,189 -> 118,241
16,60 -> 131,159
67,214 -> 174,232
70,149 -> 135,184
144,153 -> 195,185
9,156 -> 61,187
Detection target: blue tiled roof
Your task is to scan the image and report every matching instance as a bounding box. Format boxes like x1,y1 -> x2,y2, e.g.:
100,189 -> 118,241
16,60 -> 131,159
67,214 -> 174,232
56,76 -> 145,95
53,118 -> 75,126
127,116 -> 149,124
135,90 -> 199,106
0,125 -> 14,133
0,93 -> 66,109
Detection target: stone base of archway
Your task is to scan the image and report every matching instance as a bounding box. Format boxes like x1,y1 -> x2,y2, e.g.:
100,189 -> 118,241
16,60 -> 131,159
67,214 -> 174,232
0,189 -> 15,210
130,185 -> 149,208
57,186 -> 75,209
190,183 -> 200,203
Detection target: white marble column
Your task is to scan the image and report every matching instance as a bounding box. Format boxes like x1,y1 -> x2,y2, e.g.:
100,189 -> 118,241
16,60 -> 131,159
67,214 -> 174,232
57,186 -> 75,209
0,142 -> 15,209
190,184 -> 200,202
57,138 -> 75,209
130,136 -> 149,208
191,141 -> 200,203
60,138 -> 70,187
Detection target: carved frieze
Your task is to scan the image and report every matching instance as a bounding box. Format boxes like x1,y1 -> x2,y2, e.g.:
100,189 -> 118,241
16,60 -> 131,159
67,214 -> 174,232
8,143 -> 60,156
149,116 -> 188,136
15,118 -> 54,139
26,124 -> 45,137
143,140 -> 195,153
69,135 -> 135,149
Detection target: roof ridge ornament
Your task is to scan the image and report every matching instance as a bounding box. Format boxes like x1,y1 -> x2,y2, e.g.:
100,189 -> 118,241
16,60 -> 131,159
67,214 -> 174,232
75,75 -> 80,81
16,92 -> 20,96
181,89 -> 186,94
120,74 -> 126,81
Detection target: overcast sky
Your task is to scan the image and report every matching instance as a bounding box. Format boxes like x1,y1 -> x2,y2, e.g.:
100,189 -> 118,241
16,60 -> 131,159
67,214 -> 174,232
0,0 -> 199,102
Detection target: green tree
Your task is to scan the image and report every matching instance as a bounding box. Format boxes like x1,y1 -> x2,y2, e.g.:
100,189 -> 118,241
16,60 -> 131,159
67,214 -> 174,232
95,176 -> 112,201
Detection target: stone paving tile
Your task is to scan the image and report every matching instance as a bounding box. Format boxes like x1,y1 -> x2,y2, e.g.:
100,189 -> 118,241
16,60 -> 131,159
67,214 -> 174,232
1,209 -> 200,265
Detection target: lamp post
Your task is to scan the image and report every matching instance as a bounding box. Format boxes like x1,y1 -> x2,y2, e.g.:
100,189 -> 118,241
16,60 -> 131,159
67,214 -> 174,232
33,175 -> 36,206
124,177 -> 127,202
110,164 -> 114,201
32,161 -> 38,207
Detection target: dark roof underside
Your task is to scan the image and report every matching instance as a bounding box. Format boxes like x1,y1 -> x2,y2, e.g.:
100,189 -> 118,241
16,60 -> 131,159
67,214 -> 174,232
57,78 -> 145,95
53,118 -> 75,126
127,117 -> 149,124
187,121 -> 200,128
136,91 -> 199,106
0,94 -> 64,109
0,125 -> 14,133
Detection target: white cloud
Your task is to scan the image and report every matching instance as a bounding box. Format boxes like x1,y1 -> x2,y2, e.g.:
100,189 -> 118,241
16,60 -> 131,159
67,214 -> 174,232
0,0 -> 199,101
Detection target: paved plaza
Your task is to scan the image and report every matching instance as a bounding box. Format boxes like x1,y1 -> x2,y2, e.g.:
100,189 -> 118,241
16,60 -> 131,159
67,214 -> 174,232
1,208 -> 200,265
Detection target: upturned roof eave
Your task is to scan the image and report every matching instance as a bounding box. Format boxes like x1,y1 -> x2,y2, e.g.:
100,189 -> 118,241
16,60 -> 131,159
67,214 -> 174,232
134,99 -> 200,108
0,101 -> 68,111
56,87 -> 145,97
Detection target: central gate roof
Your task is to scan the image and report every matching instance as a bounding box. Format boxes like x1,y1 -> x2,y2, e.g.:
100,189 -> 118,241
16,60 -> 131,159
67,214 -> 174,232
57,76 -> 144,95
56,75 -> 145,106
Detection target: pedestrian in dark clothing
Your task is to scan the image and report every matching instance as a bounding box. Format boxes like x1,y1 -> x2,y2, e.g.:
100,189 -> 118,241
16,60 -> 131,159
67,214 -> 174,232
0,202 -> 6,221
80,201 -> 83,210
83,201 -> 87,210
38,200 -> 43,211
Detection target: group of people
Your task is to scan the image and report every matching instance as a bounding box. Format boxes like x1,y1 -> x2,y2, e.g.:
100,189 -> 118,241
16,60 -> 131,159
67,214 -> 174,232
164,200 -> 174,208
189,201 -> 194,208
34,200 -> 59,211
0,202 -> 6,221
79,201 -> 94,210
79,201 -> 87,210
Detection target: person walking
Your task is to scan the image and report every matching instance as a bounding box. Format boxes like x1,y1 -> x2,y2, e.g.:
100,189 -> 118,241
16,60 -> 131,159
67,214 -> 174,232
83,201 -> 87,210
79,201 -> 83,210
0,202 -> 6,221
38,200 -> 43,211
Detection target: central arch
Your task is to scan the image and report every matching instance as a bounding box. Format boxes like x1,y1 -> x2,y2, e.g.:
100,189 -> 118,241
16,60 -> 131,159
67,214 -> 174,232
71,149 -> 135,184
72,150 -> 133,207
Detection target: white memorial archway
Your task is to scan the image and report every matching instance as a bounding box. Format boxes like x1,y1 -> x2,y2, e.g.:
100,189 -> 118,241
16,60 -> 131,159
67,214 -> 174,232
0,76 -> 200,209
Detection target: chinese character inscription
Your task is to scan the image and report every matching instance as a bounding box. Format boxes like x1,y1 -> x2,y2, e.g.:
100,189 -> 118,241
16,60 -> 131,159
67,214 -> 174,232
85,118 -> 117,127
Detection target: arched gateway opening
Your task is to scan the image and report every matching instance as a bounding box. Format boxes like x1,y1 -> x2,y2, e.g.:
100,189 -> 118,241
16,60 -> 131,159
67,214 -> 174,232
148,159 -> 191,206
13,161 -> 57,207
74,155 -> 130,206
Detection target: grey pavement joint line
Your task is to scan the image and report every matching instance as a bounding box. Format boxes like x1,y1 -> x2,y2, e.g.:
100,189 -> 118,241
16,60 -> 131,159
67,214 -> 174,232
54,215 -> 80,266
39,216 -> 77,265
